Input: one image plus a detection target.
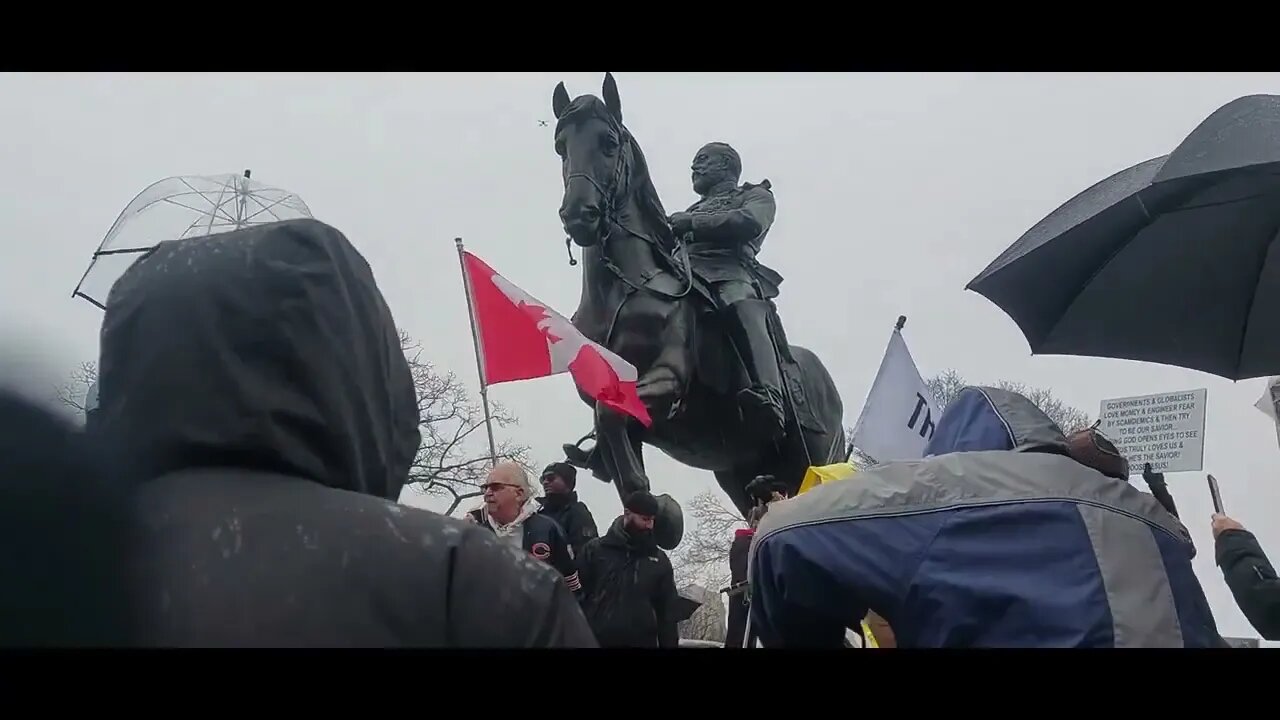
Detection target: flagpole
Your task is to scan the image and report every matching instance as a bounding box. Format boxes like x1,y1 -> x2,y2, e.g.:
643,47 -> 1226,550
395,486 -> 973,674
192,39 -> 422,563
455,237 -> 500,468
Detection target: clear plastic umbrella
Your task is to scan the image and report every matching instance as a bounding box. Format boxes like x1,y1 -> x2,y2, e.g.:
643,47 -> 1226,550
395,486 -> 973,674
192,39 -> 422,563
72,170 -> 313,309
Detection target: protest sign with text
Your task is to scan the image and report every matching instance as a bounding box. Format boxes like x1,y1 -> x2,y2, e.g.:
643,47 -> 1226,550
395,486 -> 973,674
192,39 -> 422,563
1098,389 -> 1207,474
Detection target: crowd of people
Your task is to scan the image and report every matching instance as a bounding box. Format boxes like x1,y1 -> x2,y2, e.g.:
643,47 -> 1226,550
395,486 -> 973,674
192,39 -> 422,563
463,460 -> 685,647
1,214 -> 1278,647
0,218 -> 686,648
742,389 -> 1280,647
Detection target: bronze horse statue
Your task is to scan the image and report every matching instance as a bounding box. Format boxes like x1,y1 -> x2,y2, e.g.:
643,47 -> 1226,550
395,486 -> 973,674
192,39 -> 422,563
552,73 -> 846,549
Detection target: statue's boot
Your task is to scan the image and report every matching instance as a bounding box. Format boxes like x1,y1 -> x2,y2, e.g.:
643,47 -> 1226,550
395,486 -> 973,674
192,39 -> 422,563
724,298 -> 787,440
561,441 -> 613,483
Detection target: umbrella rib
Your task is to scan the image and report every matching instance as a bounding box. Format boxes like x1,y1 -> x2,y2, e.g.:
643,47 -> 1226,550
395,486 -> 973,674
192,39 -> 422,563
180,214 -> 214,239
94,246 -> 154,257
1039,179 -> 1215,349
203,178 -> 234,235
1232,211 -> 1280,378
1041,200 -> 1164,347
1163,192 -> 1272,215
181,176 -> 245,223
241,195 -> 292,224
161,197 -> 239,225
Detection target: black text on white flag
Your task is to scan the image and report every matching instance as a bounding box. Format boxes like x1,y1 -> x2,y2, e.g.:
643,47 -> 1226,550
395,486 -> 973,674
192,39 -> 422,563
850,330 -> 941,463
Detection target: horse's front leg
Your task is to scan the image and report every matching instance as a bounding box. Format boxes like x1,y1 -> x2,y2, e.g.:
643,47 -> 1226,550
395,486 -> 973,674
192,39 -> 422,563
595,401 -> 684,550
636,301 -> 694,421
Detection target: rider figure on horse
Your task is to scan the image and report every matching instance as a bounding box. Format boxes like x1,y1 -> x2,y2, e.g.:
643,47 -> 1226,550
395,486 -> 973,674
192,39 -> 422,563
668,142 -> 787,440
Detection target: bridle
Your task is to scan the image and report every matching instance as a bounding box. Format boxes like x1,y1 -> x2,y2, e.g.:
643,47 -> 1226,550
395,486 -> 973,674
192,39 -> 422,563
561,115 -> 692,299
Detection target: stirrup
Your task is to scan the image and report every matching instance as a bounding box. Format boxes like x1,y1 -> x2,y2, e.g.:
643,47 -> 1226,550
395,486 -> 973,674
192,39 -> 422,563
561,443 -> 594,469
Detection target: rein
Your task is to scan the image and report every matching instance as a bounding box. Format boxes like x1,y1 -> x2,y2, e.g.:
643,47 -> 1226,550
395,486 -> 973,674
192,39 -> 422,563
563,122 -> 692,301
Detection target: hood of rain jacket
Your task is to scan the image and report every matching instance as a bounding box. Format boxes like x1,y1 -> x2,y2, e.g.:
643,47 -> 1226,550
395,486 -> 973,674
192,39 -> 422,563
97,218 -> 419,498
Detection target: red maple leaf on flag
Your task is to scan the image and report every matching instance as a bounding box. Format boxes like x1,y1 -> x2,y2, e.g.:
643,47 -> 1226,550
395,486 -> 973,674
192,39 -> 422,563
516,301 -> 561,344
460,248 -> 652,427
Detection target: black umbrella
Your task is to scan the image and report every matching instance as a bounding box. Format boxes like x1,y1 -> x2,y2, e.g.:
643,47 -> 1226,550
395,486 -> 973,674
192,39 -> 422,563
967,94 -> 1280,380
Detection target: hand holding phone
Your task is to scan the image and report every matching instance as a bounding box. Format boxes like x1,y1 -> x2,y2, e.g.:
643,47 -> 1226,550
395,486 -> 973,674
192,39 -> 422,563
1207,474 -> 1224,514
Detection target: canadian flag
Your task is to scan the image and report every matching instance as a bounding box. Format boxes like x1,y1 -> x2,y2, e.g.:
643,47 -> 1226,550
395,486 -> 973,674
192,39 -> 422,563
460,250 -> 652,427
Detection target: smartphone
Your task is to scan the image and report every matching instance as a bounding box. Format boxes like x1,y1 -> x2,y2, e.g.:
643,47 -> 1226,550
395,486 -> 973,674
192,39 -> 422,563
1208,474 -> 1224,514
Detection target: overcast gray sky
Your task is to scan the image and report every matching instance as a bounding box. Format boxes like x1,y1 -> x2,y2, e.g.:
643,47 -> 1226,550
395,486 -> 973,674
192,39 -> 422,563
3,71 -> 1278,642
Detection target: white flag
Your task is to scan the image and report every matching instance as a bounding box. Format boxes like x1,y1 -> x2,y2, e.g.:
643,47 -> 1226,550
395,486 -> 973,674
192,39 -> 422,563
1254,377 -> 1279,421
1254,377 -> 1280,451
849,328 -> 940,463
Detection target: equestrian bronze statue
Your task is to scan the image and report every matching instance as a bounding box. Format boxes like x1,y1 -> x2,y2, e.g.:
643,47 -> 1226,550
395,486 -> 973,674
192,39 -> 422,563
552,73 -> 846,550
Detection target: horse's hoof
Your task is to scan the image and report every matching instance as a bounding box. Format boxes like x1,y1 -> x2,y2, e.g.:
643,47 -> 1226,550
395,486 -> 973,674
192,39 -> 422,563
653,493 -> 684,551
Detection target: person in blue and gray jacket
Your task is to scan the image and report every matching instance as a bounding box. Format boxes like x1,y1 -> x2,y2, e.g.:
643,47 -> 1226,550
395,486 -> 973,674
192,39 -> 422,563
748,385 -> 1221,648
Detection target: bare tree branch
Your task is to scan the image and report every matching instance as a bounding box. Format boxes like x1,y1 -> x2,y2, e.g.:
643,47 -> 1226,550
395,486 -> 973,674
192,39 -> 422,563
670,491 -> 746,591
923,368 -> 969,413
57,362 -> 98,415
398,330 -> 532,515
444,489 -> 485,517
924,369 -> 1092,433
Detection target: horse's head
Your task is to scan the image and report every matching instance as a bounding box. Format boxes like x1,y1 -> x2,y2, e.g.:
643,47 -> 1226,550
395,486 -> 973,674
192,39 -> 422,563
552,73 -> 629,248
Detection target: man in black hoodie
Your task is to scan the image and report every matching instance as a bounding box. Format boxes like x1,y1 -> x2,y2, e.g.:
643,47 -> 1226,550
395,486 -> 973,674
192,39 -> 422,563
537,461 -> 599,559
94,218 -> 596,648
577,491 -> 681,647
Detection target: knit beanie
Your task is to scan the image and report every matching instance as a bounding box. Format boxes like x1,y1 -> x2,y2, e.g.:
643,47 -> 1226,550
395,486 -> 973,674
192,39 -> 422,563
541,462 -> 577,490
623,490 -> 659,517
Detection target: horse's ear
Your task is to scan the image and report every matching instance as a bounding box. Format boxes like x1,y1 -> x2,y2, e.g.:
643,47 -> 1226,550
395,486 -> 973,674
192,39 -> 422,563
552,82 -> 570,119
602,72 -> 622,121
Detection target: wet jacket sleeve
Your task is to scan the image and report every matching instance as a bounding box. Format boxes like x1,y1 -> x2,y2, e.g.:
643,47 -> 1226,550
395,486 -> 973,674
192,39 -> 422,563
653,554 -> 681,648
576,539 -> 598,598
723,531 -> 753,647
749,513 -> 944,647
729,531 -> 752,583
549,523 -> 583,595
1141,470 -> 1180,519
449,528 -> 597,647
1215,529 -> 1280,640
690,186 -> 776,246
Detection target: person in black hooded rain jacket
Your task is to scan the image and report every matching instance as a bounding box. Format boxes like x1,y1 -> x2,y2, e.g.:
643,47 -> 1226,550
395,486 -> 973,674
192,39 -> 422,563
577,491 -> 681,647
536,462 -> 599,559
0,387 -> 139,647
94,218 -> 596,648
